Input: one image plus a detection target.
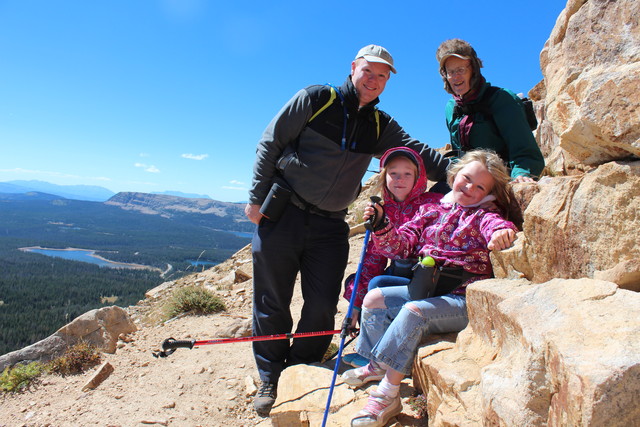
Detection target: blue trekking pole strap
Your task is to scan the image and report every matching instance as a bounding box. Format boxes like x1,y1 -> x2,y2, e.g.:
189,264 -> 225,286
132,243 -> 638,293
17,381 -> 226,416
326,83 -> 349,151
321,196 -> 381,426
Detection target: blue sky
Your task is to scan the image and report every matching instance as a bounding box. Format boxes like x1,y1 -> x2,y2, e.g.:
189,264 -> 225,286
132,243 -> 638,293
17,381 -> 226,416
0,1 -> 566,202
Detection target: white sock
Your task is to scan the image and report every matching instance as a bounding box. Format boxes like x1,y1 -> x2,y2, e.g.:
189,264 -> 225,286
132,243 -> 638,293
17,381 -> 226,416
377,377 -> 400,398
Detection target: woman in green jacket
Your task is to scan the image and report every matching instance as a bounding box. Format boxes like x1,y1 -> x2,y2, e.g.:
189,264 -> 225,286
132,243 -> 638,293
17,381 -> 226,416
436,38 -> 545,182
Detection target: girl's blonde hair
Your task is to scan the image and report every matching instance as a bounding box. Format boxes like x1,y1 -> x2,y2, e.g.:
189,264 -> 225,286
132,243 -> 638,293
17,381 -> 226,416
447,149 -> 512,215
375,155 -> 418,197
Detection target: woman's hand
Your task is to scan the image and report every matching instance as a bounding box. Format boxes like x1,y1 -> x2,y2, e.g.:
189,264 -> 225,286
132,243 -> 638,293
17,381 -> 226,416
512,175 -> 535,183
488,228 -> 516,251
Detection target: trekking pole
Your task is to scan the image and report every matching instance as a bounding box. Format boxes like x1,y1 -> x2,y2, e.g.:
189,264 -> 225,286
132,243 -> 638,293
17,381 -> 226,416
152,329 -> 341,358
321,196 -> 381,427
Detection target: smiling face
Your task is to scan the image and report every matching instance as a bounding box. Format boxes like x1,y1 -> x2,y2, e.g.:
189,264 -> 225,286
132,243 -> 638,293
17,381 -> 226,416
384,157 -> 417,202
351,58 -> 391,107
451,160 -> 495,206
444,56 -> 473,97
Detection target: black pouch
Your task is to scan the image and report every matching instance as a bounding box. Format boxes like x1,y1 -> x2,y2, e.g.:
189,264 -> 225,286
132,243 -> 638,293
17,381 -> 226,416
259,182 -> 292,222
407,265 -> 467,300
390,258 -> 418,279
407,265 -> 437,300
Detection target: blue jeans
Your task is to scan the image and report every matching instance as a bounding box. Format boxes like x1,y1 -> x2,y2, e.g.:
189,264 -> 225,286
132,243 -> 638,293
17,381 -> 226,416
367,274 -> 410,292
355,283 -> 468,375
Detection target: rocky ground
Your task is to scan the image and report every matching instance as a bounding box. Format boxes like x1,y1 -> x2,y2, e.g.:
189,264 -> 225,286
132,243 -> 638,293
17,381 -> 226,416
0,232 -> 426,426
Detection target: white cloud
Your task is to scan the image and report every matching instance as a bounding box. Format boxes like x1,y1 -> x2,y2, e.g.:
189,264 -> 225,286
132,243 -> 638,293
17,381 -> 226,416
139,152 -> 150,158
134,163 -> 160,173
222,179 -> 248,191
181,153 -> 209,161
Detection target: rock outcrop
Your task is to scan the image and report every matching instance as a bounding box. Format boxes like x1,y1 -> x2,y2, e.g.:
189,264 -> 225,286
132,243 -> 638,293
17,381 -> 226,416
0,306 -> 136,372
534,0 -> 640,174
413,278 -> 640,426
491,161 -> 640,288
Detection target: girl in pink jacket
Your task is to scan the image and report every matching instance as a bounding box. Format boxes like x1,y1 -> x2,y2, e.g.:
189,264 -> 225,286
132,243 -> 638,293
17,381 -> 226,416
343,147 -> 442,311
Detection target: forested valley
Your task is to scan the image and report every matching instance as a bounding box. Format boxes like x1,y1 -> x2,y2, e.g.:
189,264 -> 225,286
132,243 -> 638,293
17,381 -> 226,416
0,196 -> 252,355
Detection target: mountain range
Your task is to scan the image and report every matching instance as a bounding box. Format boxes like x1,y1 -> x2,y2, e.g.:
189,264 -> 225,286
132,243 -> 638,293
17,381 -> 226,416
0,180 -> 215,202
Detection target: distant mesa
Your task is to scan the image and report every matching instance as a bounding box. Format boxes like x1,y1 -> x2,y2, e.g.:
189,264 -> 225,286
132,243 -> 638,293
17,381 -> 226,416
152,190 -> 212,199
105,192 -> 247,219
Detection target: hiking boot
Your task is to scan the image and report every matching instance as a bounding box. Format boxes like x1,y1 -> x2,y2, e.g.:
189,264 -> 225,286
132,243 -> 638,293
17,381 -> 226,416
351,388 -> 402,427
254,382 -> 277,417
343,352 -> 369,368
341,362 -> 385,387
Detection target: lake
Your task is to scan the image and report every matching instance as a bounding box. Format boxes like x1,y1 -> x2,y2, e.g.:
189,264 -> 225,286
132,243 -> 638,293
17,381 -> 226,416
20,247 -> 152,269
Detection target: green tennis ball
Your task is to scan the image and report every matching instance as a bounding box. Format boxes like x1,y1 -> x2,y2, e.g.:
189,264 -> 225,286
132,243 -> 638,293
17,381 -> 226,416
421,256 -> 435,267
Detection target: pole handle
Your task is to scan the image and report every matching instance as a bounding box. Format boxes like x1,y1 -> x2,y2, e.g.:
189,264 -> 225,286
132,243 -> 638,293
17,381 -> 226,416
365,196 -> 382,231
163,338 -> 196,351
152,337 -> 195,358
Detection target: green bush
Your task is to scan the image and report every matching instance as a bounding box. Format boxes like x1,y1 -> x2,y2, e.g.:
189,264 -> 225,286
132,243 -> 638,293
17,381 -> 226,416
166,285 -> 226,318
48,341 -> 102,376
0,362 -> 45,392
408,393 -> 429,418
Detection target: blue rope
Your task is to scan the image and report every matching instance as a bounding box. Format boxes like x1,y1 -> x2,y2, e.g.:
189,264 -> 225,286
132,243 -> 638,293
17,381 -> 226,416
326,83 -> 348,151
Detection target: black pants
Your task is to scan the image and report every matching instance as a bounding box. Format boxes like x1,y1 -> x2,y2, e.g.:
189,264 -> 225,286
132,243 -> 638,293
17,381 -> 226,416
251,203 -> 349,384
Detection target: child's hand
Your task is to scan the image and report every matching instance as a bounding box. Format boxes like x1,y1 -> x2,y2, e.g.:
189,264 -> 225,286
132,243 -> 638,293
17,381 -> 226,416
488,229 -> 516,251
363,203 -> 383,223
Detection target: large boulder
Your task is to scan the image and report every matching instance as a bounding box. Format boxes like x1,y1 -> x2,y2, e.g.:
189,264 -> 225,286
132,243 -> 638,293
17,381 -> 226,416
492,161 -> 640,288
0,306 -> 136,372
537,0 -> 640,173
269,364 -> 359,426
413,278 -> 640,426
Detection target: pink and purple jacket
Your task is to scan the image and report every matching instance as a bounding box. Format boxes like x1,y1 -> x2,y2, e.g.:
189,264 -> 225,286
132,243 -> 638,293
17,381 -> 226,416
343,147 -> 443,308
371,192 -> 517,295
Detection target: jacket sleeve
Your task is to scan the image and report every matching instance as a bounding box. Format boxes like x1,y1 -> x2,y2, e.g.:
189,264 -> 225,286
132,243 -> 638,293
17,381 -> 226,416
478,210 -> 518,242
248,89 -> 314,205
342,239 -> 388,309
491,90 -> 545,179
370,204 -> 432,259
376,116 -> 450,183
444,99 -> 459,149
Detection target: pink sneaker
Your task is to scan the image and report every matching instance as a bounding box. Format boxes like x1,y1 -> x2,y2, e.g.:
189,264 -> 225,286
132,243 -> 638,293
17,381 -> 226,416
351,388 -> 402,427
341,362 -> 385,387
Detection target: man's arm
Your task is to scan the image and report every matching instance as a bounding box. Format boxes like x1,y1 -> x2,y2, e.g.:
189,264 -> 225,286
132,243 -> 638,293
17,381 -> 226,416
377,116 -> 450,183
246,88 -> 314,218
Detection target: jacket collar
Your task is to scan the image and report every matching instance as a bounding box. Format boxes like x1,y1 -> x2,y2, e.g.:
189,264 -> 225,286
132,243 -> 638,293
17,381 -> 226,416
341,76 -> 380,112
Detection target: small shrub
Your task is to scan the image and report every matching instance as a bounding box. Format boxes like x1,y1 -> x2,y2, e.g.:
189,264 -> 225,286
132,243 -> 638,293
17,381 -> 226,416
0,362 -> 45,393
322,343 -> 339,363
408,393 -> 429,418
48,341 -> 102,376
166,285 -> 226,318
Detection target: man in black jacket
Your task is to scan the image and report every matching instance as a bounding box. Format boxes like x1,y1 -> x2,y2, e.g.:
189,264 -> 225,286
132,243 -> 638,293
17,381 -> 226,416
245,44 -> 449,417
